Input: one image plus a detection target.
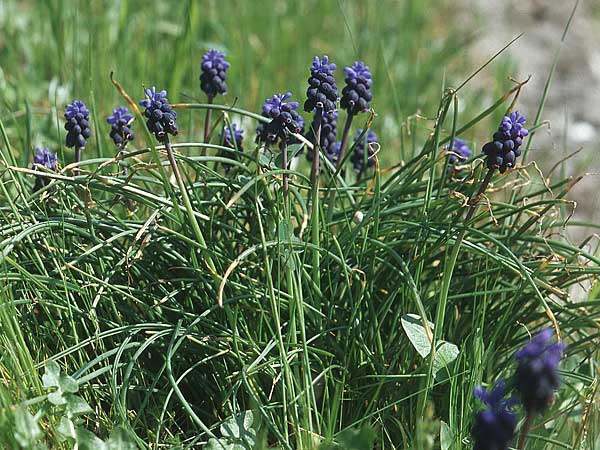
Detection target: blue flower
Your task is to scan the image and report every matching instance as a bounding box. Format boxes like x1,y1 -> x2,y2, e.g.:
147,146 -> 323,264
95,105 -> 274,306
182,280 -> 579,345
351,129 -> 378,174
64,100 -> 91,149
218,123 -> 244,172
255,93 -> 302,144
448,138 -> 472,164
32,147 -> 58,170
340,61 -> 372,115
471,380 -> 517,450
482,111 -> 528,173
220,123 -> 244,150
514,328 -> 564,414
32,147 -> 58,192
304,55 -> 338,113
200,49 -> 230,97
306,110 -> 338,163
106,106 -> 135,148
139,87 -> 178,142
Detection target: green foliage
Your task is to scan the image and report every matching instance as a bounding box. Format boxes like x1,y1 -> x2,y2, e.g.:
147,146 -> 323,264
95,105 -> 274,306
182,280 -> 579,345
205,411 -> 257,450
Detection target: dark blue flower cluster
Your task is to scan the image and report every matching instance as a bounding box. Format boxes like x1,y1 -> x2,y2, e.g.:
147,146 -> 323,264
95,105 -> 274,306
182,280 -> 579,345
64,100 -> 91,150
106,107 -> 135,148
219,123 -> 244,171
471,381 -> 517,450
139,87 -> 178,142
200,49 -> 230,98
304,55 -> 338,113
351,129 -> 378,174
306,111 -> 339,163
255,93 -> 303,144
514,328 -> 564,414
33,147 -> 58,170
340,61 -> 372,115
471,328 -> 564,449
220,123 -> 244,150
482,111 -> 528,173
448,138 -> 472,164
32,147 -> 58,191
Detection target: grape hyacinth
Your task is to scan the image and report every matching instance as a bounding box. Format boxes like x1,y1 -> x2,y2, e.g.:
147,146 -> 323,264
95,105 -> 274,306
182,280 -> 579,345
351,129 -> 378,174
32,147 -> 58,191
64,100 -> 91,161
471,381 -> 517,450
258,93 -> 303,144
306,111 -> 338,163
256,99 -> 305,145
448,138 -> 472,164
200,49 -> 230,98
219,123 -> 244,171
340,61 -> 372,115
482,111 -> 528,173
514,328 -> 564,415
139,87 -> 178,142
106,107 -> 135,148
304,55 -> 338,114
32,147 -> 58,171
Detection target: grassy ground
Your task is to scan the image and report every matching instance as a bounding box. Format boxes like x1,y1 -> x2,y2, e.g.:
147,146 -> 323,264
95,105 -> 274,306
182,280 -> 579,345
0,1 -> 599,449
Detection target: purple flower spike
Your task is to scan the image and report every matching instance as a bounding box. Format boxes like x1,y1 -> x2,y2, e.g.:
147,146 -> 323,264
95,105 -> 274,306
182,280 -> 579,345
220,123 -> 244,150
139,87 -> 178,142
482,110 -> 528,173
304,55 -> 338,113
306,110 -> 338,163
351,129 -> 378,174
33,147 -> 58,171
255,93 -> 303,144
448,138 -> 472,164
218,123 -> 244,171
514,328 -> 564,414
200,49 -> 230,97
471,380 -> 517,450
32,147 -> 58,192
106,107 -> 135,148
340,61 -> 373,115
64,100 -> 91,150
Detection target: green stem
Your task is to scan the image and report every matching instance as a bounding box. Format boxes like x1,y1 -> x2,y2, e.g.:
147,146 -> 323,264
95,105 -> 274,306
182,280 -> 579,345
164,137 -> 217,280
335,112 -> 354,176
517,413 -> 533,450
281,139 -> 289,203
202,95 -> 214,155
421,167 -> 495,417
310,108 -> 323,286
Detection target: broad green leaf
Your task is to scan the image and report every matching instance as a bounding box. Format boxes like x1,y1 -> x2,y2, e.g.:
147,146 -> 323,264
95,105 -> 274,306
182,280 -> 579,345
206,438 -> 233,450
57,418 -> 106,450
57,416 -> 76,442
14,405 -> 42,448
273,143 -> 305,168
278,219 -> 293,242
401,314 -> 434,358
65,394 -> 93,416
220,410 -> 256,446
440,421 -> 452,450
337,426 -> 377,450
106,427 -> 137,450
433,341 -> 459,379
42,361 -> 61,389
42,360 -> 79,405
59,374 -> 79,394
75,428 -> 107,450
47,391 -> 67,406
258,152 -> 275,169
